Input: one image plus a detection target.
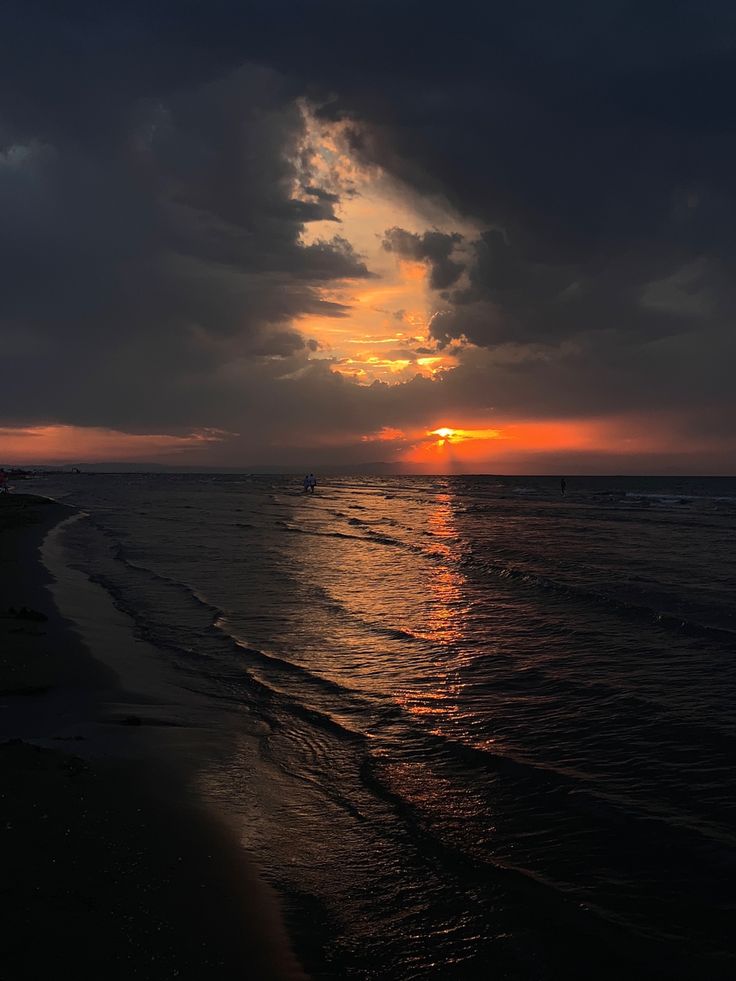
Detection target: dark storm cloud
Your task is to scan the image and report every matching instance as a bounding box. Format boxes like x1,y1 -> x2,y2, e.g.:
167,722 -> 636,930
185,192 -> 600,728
2,0 -> 736,459
302,186 -> 341,204
252,0 -> 736,428
382,227 -> 465,290
0,47 -> 370,431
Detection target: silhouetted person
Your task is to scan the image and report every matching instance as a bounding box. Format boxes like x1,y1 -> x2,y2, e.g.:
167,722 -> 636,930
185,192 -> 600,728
560,477 -> 566,496
303,474 -> 310,493
308,473 -> 317,493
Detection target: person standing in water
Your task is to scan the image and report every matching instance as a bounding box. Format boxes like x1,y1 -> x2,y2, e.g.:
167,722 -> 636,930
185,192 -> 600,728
560,477 -> 567,496
308,473 -> 317,493
303,474 -> 310,493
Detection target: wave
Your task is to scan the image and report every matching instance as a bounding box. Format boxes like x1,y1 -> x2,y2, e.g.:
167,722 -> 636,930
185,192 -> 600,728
87,531 -> 736,834
216,622 -> 360,697
357,751 -> 732,977
72,521 -> 736,860
626,492 -> 736,504
458,553 -> 736,645
271,508 -> 735,644
110,546 -> 225,622
275,520 -> 429,557
84,494 -> 736,668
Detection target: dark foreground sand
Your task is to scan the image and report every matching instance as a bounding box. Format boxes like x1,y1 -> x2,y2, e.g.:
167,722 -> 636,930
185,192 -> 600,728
0,495 -> 306,981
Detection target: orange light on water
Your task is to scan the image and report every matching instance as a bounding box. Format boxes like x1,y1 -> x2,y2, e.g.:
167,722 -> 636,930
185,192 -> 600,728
394,488 -> 472,731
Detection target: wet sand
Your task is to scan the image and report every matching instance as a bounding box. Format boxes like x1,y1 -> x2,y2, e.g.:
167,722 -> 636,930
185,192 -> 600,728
0,494 -> 306,981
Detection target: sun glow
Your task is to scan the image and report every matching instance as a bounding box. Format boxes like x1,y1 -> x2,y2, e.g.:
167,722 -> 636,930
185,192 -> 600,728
428,426 -> 502,448
294,107 -> 480,384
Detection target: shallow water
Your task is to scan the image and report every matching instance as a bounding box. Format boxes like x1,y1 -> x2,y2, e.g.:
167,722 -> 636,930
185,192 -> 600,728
31,473 -> 736,979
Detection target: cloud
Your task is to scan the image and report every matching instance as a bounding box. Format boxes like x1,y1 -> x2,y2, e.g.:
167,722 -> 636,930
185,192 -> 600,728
382,227 -> 465,289
0,58 -> 371,434
1,1 -> 735,469
290,2 -> 736,431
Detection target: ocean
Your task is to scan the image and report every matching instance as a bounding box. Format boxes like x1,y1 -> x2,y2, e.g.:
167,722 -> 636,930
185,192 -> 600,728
28,473 -> 736,979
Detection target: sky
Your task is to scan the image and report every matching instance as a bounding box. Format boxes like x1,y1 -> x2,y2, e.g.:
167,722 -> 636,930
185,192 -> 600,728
1,0 -> 735,473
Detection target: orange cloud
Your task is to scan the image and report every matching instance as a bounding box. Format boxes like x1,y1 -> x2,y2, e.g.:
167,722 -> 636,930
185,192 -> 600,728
429,426 -> 502,444
398,414 -> 703,469
293,107 -> 478,385
397,259 -> 427,282
361,427 -> 407,442
402,419 -> 600,463
0,425 -> 232,464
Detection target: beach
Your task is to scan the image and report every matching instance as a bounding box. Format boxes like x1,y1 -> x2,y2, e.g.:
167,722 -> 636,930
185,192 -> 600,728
0,494 -> 305,981
2,475 -> 735,980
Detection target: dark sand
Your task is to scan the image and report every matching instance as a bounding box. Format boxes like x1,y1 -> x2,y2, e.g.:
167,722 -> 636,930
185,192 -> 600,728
0,495 -> 306,981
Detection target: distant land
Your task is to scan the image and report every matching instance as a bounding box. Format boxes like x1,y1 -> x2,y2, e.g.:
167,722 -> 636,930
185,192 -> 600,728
4,462 -> 734,478
4,461 -> 418,476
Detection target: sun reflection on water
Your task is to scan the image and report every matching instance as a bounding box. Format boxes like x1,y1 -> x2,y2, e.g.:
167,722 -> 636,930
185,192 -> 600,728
394,488 -> 472,729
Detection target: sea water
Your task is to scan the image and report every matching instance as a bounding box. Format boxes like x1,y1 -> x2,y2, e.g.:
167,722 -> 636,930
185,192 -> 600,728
29,473 -> 736,979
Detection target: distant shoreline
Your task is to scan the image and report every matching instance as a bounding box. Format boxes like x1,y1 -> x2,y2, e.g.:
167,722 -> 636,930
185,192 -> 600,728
6,465 -> 736,477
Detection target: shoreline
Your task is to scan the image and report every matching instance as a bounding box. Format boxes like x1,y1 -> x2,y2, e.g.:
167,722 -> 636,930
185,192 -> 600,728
0,494 -> 307,980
